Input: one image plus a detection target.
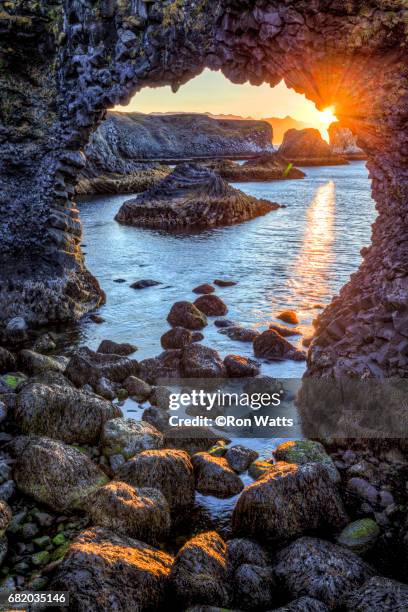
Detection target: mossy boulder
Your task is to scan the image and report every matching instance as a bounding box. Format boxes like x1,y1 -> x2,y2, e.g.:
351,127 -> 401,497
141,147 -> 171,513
50,527 -> 173,611
101,417 -> 164,459
85,481 -> 170,546
19,349 -> 65,375
248,459 -> 274,480
274,440 -> 340,483
167,301 -> 208,330
13,436 -> 109,512
337,518 -> 380,554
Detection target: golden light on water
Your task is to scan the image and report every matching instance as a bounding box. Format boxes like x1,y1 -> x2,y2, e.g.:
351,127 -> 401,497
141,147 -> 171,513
288,180 -> 336,314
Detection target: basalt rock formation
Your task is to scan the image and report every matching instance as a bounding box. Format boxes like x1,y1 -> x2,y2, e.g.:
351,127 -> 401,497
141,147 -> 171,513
328,123 -> 366,161
202,153 -> 305,181
1,0 -> 408,388
115,164 -> 280,230
279,128 -> 348,166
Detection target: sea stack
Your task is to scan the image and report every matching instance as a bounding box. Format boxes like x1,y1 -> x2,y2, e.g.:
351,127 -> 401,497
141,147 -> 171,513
279,128 -> 349,166
115,163 -> 280,231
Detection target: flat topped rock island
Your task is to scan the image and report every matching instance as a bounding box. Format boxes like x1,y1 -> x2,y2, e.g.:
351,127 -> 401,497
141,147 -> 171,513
115,163 -> 281,231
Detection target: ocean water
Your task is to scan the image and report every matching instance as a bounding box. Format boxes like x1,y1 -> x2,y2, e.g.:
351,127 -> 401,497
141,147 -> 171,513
76,160 -> 375,532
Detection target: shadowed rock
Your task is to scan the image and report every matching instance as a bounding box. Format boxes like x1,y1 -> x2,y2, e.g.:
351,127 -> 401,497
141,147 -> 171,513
232,462 -> 348,544
253,329 -> 306,361
202,154 -> 305,181
274,537 -> 375,609
224,354 -> 260,378
181,344 -> 227,378
66,347 -> 139,387
167,301 -> 208,330
97,339 -> 137,355
279,129 -> 349,166
226,538 -> 270,572
101,418 -> 164,459
115,164 -> 280,230
0,348 -> 16,374
139,350 -> 183,384
345,576 -> 408,611
194,294 -> 228,316
274,440 -> 340,484
219,326 -> 259,342
161,326 -> 196,349
225,445 -> 259,473
192,452 -> 244,497
50,527 -> 173,612
272,597 -> 330,611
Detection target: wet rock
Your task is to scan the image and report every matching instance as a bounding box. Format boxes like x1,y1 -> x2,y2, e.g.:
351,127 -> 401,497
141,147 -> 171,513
115,164 -> 279,231
193,284 -> 215,295
345,576 -> 408,611
90,314 -> 105,324
269,324 -> 301,337
224,354 -> 260,378
253,329 -> 306,361
274,440 -> 340,484
5,317 -> 27,341
101,418 -> 164,459
150,386 -> 172,410
279,129 -> 348,166
233,563 -> 275,610
15,382 -> 120,445
181,344 -> 227,378
161,326 -> 195,349
0,373 -> 27,391
219,326 -> 259,342
214,319 -> 235,328
94,377 -> 116,400
0,480 -> 15,502
66,347 -> 139,387
130,279 -> 161,289
123,375 -> 152,400
192,452 -> 244,498
32,333 -> 56,353
116,449 -> 195,513
226,538 -> 270,572
337,519 -> 380,554
0,347 -> 16,373
165,426 -> 230,455
274,537 -> 375,609
167,301 -> 208,330
50,527 -> 173,611
86,481 -> 170,545
194,295 -> 228,317
0,501 -> 11,537
225,445 -> 259,473
170,531 -> 229,608
232,462 -> 347,544
0,401 -> 6,424
271,597 -> 330,611
214,279 -> 237,287
139,350 -> 182,384
0,537 -> 7,566
13,436 -> 108,511
19,350 -> 65,375
277,310 -> 299,325
248,459 -> 274,480
244,375 -> 282,396
97,339 -> 137,356
347,477 -> 379,505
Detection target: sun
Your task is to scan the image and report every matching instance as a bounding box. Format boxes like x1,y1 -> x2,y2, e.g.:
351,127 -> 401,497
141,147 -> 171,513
320,106 -> 337,125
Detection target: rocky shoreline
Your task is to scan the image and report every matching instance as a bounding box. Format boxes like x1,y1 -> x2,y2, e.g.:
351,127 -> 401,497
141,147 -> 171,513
0,280 -> 407,609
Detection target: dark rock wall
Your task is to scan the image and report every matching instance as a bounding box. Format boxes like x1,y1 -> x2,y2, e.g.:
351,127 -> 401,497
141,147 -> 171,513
1,1 -> 408,379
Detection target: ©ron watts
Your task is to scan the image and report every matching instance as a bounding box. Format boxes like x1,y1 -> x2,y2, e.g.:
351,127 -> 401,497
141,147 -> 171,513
1,1 -> 408,610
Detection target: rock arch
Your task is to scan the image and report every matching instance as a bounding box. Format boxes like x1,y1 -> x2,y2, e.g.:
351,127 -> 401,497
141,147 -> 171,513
1,0 -> 407,376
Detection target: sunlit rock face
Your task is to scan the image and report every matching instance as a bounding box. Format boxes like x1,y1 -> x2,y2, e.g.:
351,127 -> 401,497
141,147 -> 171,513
1,1 -> 408,380
328,124 -> 366,159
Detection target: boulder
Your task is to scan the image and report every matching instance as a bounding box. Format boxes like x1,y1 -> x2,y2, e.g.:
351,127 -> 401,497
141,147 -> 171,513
167,301 -> 208,330
272,597 -> 330,611
225,445 -> 259,473
0,347 -> 16,373
15,382 -> 120,445
277,310 -> 299,325
274,537 -> 375,609
123,375 -> 152,400
193,284 -> 215,295
232,462 -> 348,544
269,324 -> 301,337
194,295 -> 228,317
142,406 -> 169,432
130,279 -> 161,289
170,531 -> 229,608
279,129 -> 348,165
253,329 -> 306,361
274,440 -> 340,484
50,527 -> 173,612
345,576 -> 408,611
161,327 -> 195,349
192,452 -> 244,498
336,519 -> 380,554
233,563 -> 275,610
13,436 -> 108,511
116,449 -> 195,513
165,426 -> 230,455
346,477 -> 379,505
150,386 -> 172,410
181,344 -> 226,378
94,377 -> 116,400
243,376 -> 282,396
214,319 -> 236,328
248,459 -> 274,480
115,163 -> 279,231
97,339 -> 137,355
32,332 -> 56,353
85,481 -> 170,545
139,350 -> 182,384
101,418 -> 164,459
224,355 -> 260,378
19,349 -> 65,375
66,347 -> 139,387
219,326 -> 259,342
214,279 -> 237,287
0,501 -> 11,537
226,538 -> 270,573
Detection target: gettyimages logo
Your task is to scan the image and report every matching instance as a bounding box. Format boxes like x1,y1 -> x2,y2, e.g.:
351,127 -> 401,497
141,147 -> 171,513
168,388 -> 283,411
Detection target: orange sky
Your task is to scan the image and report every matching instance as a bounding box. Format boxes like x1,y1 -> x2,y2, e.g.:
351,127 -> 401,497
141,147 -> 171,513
115,69 -> 337,140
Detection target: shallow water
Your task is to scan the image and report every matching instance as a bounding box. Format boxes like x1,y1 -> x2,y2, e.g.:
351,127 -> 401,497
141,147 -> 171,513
77,160 -> 375,529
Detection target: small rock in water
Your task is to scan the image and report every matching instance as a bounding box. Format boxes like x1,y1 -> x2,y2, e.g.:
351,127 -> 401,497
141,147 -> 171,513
219,326 -> 259,342
161,327 -> 194,349
214,279 -> 237,287
192,283 -> 214,295
130,279 -> 161,289
253,329 -> 306,361
277,310 -> 299,324
214,318 -> 235,328
194,294 -> 228,316
192,452 -> 244,498
90,314 -> 105,324
167,301 -> 207,330
269,324 -> 301,337
113,278 -> 127,283
181,344 -> 226,378
225,445 -> 259,473
224,354 -> 260,378
97,339 -> 137,356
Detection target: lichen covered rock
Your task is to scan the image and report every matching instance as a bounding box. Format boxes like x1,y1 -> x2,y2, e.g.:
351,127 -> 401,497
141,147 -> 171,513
101,418 -> 164,459
274,440 -> 340,484
66,347 -> 139,387
337,519 -> 380,554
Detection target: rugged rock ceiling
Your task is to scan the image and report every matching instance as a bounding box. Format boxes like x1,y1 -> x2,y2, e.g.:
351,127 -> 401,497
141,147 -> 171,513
0,0 -> 407,378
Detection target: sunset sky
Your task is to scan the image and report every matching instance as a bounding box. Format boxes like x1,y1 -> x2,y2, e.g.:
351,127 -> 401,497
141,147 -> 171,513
115,69 -> 337,140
